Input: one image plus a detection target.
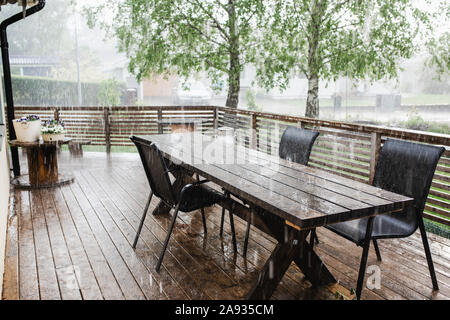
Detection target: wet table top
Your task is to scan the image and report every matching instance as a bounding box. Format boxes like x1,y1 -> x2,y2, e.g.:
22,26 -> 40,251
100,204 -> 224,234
135,133 -> 413,229
9,137 -> 72,147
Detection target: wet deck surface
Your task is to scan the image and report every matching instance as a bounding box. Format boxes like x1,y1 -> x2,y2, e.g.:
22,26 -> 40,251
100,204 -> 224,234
2,151 -> 450,300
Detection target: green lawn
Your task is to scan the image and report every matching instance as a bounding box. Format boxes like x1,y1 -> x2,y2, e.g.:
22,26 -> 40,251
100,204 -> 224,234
401,94 -> 450,105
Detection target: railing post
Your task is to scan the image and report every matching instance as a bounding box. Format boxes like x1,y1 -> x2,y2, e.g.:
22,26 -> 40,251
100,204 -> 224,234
251,114 -> 257,149
298,120 -> 305,128
213,107 -> 218,130
157,107 -> 163,134
54,107 -> 60,121
104,107 -> 111,153
369,132 -> 381,184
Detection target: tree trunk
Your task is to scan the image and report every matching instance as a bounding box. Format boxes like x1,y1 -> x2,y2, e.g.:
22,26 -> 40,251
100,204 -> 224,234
224,0 -> 240,127
305,74 -> 319,118
225,58 -> 240,109
225,0 -> 239,110
304,0 -> 325,119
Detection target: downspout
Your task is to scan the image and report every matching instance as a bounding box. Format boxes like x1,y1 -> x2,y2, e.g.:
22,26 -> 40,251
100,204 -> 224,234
0,0 -> 46,177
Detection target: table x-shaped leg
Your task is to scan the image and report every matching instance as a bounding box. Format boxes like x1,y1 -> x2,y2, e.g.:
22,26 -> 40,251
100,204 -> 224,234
245,209 -> 336,300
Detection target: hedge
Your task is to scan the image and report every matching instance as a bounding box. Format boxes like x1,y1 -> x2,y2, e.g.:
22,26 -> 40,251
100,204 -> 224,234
6,75 -> 102,106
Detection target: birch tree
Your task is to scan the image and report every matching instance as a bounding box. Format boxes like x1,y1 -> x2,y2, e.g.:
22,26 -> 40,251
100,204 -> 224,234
85,0 -> 265,109
257,0 -> 432,118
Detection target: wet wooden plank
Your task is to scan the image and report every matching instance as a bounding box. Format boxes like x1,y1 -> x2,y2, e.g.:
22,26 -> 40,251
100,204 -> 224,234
69,181 -> 146,300
58,185 -> 125,299
2,192 -> 19,300
107,167 -> 258,300
94,168 -> 212,300
17,191 -> 40,300
39,188 -> 82,300
50,187 -> 104,300
29,190 -> 61,300
77,169 -> 185,300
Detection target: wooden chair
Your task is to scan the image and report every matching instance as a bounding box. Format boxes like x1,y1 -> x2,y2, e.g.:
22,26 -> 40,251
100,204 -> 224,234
130,136 -> 237,271
323,138 -> 445,299
240,126 -> 320,256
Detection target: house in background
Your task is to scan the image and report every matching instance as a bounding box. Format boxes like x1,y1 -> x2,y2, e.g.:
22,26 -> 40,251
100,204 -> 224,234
10,55 -> 59,77
106,61 -> 143,103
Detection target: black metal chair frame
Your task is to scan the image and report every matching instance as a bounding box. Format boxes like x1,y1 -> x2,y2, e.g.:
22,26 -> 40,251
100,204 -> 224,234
130,136 -> 237,272
315,138 -> 445,299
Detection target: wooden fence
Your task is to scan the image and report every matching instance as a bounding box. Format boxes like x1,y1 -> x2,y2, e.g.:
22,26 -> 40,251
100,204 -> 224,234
12,105 -> 450,227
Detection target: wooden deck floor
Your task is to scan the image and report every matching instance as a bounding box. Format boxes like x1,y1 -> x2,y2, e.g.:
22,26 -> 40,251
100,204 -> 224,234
2,151 -> 450,300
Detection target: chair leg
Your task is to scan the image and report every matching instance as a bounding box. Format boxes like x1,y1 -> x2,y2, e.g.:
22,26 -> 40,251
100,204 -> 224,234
418,217 -> 439,290
132,191 -> 153,249
219,190 -> 229,237
228,209 -> 238,253
243,217 -> 251,257
356,217 -> 375,300
196,173 -> 208,234
219,207 -> 225,237
156,204 -> 180,272
373,239 -> 382,261
201,207 -> 207,234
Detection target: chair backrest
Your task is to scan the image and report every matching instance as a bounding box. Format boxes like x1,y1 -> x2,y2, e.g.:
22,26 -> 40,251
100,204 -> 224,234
131,136 -> 177,205
279,126 -> 320,165
373,138 -> 445,232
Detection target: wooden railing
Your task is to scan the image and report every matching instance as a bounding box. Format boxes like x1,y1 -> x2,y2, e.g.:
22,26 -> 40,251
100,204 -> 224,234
12,105 -> 450,227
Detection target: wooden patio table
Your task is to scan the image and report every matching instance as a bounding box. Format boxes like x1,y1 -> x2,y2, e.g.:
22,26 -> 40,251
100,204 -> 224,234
136,132 -> 413,300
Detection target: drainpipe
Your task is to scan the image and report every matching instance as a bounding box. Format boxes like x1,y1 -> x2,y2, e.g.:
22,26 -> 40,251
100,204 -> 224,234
0,0 -> 46,177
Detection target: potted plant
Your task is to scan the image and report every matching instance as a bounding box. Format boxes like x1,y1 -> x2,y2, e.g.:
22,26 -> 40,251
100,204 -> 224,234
12,115 -> 41,142
41,119 -> 66,142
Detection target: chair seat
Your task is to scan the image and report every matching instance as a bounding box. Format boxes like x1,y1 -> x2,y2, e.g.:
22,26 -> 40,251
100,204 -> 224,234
326,209 -> 417,245
178,185 -> 226,212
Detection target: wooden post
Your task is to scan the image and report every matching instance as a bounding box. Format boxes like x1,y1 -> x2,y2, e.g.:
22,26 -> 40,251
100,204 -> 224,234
104,107 -> 111,153
369,132 -> 381,184
298,120 -> 305,128
54,107 -> 61,154
251,114 -> 257,149
54,107 -> 60,121
213,107 -> 218,130
157,108 -> 163,134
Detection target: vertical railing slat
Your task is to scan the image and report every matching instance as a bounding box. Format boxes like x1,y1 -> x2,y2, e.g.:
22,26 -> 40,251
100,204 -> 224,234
104,107 -> 111,153
369,132 -> 382,184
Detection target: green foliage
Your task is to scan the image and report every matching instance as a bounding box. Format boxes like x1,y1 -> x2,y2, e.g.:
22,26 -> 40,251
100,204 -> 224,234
405,107 -> 429,131
256,0 -> 433,117
8,75 -> 101,106
84,0 -> 266,108
98,79 -> 124,106
426,2 -> 450,76
245,87 -> 261,111
389,107 -> 450,134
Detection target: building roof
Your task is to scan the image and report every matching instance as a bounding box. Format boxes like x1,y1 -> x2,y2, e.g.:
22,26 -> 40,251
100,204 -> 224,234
10,55 -> 59,66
